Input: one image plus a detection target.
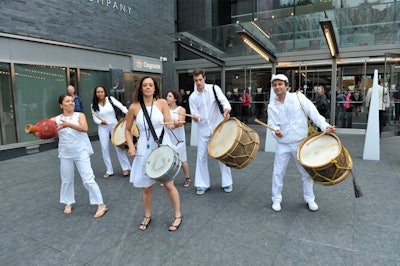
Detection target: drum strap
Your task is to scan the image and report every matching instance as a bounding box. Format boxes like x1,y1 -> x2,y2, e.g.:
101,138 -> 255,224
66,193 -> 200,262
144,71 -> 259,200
296,91 -> 315,135
140,101 -> 164,146
212,85 -> 224,115
108,96 -> 125,120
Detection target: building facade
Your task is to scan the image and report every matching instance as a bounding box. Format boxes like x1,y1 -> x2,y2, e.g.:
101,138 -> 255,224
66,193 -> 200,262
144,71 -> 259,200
1,0 -> 400,158
0,0 -> 176,157
173,0 -> 400,135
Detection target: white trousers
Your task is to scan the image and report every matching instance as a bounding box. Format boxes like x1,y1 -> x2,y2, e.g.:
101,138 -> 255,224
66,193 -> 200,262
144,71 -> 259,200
271,143 -> 315,204
60,157 -> 104,205
98,124 -> 130,175
194,134 -> 232,188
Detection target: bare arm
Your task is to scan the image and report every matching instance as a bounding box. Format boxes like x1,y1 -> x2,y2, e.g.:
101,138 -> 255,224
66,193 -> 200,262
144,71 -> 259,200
125,103 -> 138,157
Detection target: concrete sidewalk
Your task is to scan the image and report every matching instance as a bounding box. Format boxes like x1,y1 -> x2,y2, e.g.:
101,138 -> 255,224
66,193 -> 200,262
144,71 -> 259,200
1,125 -> 400,265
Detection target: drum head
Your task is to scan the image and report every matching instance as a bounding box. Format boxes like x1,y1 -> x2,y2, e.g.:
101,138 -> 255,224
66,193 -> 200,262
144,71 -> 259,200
146,146 -> 176,179
209,119 -> 240,158
111,118 -> 126,146
298,134 -> 341,167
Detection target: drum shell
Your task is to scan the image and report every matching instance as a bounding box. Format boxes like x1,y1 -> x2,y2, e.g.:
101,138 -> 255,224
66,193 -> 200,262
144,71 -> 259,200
297,132 -> 353,186
111,118 -> 139,149
145,146 -> 181,183
208,117 -> 260,169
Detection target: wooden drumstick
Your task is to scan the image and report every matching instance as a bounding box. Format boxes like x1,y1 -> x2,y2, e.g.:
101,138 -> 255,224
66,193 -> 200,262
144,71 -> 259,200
254,119 -> 277,133
306,125 -> 335,145
306,131 -> 327,145
156,121 -> 186,125
173,111 -> 196,118
91,111 -> 104,121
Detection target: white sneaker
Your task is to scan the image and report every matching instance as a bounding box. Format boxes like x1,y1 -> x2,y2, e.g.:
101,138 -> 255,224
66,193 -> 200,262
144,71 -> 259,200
308,201 -> 319,211
272,202 -> 281,212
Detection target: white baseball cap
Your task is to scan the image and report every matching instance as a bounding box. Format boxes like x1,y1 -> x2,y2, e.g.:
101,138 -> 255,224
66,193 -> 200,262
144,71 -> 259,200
271,74 -> 289,83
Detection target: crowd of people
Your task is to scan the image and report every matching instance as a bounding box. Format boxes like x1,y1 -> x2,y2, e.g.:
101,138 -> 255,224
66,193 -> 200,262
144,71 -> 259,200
33,71 -> 347,231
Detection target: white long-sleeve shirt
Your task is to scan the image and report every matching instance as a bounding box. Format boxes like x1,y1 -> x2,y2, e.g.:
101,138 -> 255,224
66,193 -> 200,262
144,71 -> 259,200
365,85 -> 390,111
189,83 -> 231,136
268,91 -> 329,145
91,96 -> 128,125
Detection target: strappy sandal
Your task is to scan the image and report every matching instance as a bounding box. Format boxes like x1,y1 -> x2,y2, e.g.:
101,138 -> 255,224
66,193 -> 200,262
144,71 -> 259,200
168,217 -> 183,231
122,170 -> 129,177
94,205 -> 108,219
183,178 -> 191,188
139,216 -> 151,231
103,173 -> 113,179
64,204 -> 72,214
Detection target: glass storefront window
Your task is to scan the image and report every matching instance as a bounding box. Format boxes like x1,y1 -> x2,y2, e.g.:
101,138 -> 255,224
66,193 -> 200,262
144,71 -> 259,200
0,63 -> 16,145
14,64 -> 67,142
79,69 -> 110,134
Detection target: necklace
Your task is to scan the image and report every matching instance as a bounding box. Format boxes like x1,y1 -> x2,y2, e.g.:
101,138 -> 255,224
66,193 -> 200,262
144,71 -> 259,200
143,102 -> 153,149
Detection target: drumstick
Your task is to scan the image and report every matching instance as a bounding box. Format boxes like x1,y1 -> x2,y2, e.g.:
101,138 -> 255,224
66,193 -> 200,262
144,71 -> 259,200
305,125 -> 335,145
306,131 -> 327,145
91,111 -> 104,121
254,119 -> 277,133
173,111 -> 196,118
156,121 -> 186,125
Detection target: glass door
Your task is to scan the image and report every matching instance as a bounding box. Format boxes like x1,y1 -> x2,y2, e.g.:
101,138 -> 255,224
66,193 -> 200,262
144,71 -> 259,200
384,53 -> 400,135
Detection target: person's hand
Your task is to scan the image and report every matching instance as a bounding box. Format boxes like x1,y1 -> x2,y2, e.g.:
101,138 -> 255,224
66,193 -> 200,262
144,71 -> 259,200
173,120 -> 182,128
223,110 -> 230,121
58,120 -> 70,130
326,125 -> 336,134
127,145 -> 136,157
101,120 -> 108,125
192,114 -> 200,122
166,122 -> 175,130
275,129 -> 284,138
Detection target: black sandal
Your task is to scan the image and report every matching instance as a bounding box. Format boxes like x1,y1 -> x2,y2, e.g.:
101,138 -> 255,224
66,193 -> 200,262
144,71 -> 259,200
168,217 -> 182,231
139,216 -> 151,231
183,178 -> 191,188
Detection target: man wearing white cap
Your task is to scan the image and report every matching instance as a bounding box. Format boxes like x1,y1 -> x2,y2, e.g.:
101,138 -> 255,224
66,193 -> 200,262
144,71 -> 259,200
268,74 -> 335,212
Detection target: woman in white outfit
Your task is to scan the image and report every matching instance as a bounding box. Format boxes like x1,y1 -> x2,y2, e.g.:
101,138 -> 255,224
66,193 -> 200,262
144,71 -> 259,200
91,86 -> 131,178
165,90 -> 191,187
36,94 -> 107,218
124,76 -> 183,232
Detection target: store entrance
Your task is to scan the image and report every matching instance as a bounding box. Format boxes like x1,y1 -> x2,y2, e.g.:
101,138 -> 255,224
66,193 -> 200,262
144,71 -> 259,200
384,53 -> 400,136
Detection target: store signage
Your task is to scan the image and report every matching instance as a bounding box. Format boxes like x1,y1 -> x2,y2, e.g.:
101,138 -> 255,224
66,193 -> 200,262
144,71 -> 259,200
88,0 -> 133,15
132,56 -> 163,74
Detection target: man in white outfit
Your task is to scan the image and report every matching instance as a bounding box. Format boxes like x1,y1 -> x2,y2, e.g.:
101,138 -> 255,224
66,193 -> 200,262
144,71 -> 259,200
189,69 -> 233,195
267,74 -> 335,212
365,79 -> 390,136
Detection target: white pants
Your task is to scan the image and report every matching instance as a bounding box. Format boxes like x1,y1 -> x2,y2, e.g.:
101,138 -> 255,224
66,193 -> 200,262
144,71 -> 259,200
271,143 -> 315,204
194,134 -> 232,188
60,157 -> 104,205
98,124 -> 130,175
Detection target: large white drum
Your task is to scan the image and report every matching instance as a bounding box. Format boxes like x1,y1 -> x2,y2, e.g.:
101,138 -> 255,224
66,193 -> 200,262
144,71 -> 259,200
297,132 -> 352,186
208,117 -> 259,169
145,145 -> 181,183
